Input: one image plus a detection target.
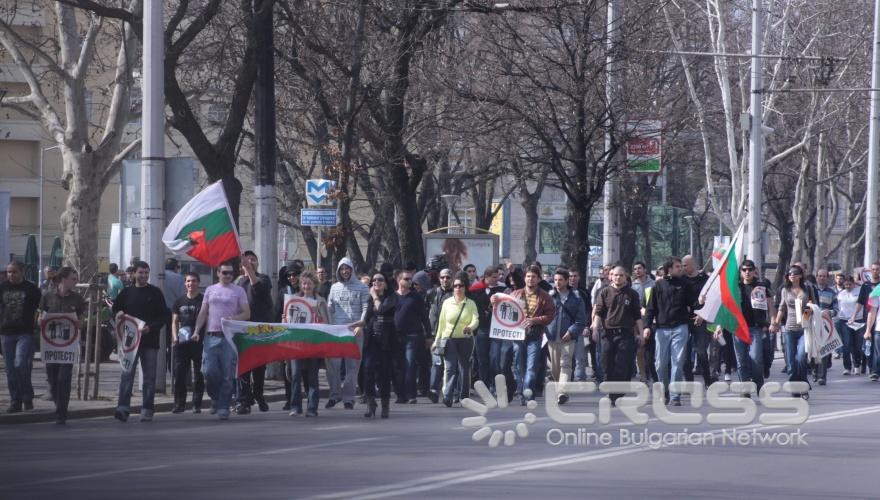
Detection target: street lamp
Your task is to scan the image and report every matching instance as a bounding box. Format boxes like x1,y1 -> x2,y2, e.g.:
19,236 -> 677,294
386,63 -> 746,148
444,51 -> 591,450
683,215 -> 695,256
441,194 -> 460,234
39,144 -> 61,280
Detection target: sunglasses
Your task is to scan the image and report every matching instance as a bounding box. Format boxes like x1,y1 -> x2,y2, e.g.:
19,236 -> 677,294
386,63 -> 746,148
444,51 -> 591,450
221,271 -> 234,276
401,277 -> 412,281
788,272 -> 802,276
372,277 -> 385,283
453,283 -> 465,288
439,276 -> 451,279
741,267 -> 755,272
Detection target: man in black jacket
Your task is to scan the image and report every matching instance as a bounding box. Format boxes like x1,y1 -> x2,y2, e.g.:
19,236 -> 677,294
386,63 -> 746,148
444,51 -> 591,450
113,261 -> 170,422
682,255 -> 717,385
643,257 -> 700,406
394,270 -> 432,403
469,266 -> 505,391
425,268 -> 453,402
235,251 -> 274,413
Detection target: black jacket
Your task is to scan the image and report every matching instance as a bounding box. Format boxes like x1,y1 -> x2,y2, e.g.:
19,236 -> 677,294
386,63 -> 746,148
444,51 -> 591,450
643,276 -> 698,328
364,292 -> 398,350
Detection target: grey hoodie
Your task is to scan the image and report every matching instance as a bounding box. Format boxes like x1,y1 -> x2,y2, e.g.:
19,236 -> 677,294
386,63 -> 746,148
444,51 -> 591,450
328,257 -> 370,325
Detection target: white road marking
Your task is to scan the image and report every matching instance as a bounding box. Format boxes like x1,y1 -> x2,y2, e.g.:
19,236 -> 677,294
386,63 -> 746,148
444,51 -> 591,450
315,405 -> 880,500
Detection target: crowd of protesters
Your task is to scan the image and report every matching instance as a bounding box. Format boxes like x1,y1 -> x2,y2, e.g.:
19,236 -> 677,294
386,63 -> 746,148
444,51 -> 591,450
3,252 -> 879,425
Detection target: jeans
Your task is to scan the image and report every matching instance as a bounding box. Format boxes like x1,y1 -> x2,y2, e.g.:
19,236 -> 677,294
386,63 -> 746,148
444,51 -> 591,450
289,358 -> 320,411
573,333 -> 587,381
763,331 -> 775,378
547,339 -> 574,396
442,337 -> 474,401
837,320 -> 864,371
403,335 -> 424,400
1,333 -> 34,405
117,346 -> 158,413
601,331 -> 637,401
491,338 -> 516,399
474,328 -> 492,387
654,324 -> 688,401
784,329 -> 808,384
173,341 -> 204,408
733,326 -> 764,392
521,337 -> 543,399
872,331 -> 880,377
46,363 -> 73,418
326,335 -> 363,404
202,334 -> 237,415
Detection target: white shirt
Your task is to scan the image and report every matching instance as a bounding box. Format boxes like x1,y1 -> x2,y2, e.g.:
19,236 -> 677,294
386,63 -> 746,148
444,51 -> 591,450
837,288 -> 859,321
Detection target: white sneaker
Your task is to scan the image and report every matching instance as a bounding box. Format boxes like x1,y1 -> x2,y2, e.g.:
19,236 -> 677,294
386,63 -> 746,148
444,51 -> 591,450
724,374 -> 731,382
843,369 -> 851,376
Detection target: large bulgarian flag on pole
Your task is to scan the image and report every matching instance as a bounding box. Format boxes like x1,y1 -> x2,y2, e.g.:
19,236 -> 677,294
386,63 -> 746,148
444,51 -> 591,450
221,319 -> 361,376
696,220 -> 751,344
162,181 -> 241,267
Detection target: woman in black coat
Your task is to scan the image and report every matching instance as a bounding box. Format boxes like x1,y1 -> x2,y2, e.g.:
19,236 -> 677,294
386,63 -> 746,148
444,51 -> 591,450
362,273 -> 399,418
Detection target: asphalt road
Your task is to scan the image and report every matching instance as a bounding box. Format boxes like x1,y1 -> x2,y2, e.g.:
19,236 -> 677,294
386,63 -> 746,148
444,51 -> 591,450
2,365 -> 879,500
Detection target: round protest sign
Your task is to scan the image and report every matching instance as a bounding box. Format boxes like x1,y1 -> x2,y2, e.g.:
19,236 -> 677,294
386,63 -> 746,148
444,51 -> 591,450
41,315 -> 80,348
283,295 -> 317,324
493,295 -> 525,328
115,316 -> 142,354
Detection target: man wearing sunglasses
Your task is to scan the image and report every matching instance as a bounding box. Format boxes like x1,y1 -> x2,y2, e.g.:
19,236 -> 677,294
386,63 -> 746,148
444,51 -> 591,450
736,260 -> 773,392
425,268 -> 454,402
194,262 -> 250,420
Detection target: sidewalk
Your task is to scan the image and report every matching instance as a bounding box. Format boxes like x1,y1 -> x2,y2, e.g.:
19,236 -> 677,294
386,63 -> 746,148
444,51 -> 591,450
0,355 -> 301,424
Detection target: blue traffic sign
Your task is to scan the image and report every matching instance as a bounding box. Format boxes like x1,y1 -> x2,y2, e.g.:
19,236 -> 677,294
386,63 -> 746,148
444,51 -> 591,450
300,208 -> 338,227
306,179 -> 336,206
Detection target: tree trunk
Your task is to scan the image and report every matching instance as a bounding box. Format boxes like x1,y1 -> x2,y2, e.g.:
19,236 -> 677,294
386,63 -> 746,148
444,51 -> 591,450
521,187 -> 540,266
563,202 -> 591,280
60,153 -> 102,280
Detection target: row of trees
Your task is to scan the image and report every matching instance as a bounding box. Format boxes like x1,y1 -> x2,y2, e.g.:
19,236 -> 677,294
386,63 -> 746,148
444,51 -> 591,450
0,0 -> 874,282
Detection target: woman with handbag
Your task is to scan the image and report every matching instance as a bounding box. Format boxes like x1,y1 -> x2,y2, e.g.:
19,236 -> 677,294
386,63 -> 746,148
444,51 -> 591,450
432,272 -> 480,407
362,273 -> 399,418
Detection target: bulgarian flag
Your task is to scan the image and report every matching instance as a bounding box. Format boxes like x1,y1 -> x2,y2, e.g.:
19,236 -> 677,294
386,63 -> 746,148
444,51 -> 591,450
162,181 -> 241,267
221,319 -> 361,376
696,221 -> 751,344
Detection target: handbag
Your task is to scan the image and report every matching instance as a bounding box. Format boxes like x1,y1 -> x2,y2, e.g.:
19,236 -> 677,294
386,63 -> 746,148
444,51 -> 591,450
433,300 -> 466,357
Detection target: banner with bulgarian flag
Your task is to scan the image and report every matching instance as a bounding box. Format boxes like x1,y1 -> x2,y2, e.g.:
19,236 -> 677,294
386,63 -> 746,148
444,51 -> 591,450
221,319 -> 360,376
696,221 -> 751,344
162,181 -> 241,267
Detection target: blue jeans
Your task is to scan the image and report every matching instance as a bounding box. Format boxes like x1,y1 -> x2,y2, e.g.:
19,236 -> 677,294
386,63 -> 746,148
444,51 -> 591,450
202,334 -> 237,416
289,358 -> 320,411
1,333 -> 34,406
404,335 -> 424,400
837,320 -> 864,371
654,324 -> 688,401
872,331 -> 880,377
733,327 -> 764,391
521,338 -> 543,399
117,346 -> 158,413
573,333 -> 587,380
784,330 -> 808,384
474,328 -> 492,388
491,338 -> 515,397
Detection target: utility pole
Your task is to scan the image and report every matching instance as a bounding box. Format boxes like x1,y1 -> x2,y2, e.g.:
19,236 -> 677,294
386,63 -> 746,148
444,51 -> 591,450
866,0 -> 880,266
747,0 -> 765,271
602,0 -> 623,266
253,0 -> 278,282
141,0 -> 167,391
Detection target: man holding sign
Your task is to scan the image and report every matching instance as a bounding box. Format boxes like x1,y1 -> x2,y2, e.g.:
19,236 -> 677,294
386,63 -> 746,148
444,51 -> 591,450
38,267 -> 85,424
112,261 -> 170,422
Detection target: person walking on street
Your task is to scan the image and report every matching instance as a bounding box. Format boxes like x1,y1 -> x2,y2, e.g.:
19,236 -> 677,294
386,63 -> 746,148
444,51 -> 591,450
433,272 -> 480,407
771,265 -> 816,395
733,260 -> 768,393
194,262 -> 250,420
836,276 -> 863,376
287,271 -> 329,417
468,266 -> 506,391
546,268 -> 587,404
112,261 -> 170,422
326,257 -> 369,410
37,267 -> 85,423
593,266 -> 642,405
1,261 -> 41,413
235,251 -> 274,413
394,270 -> 431,403
813,269 -> 838,385
426,268 -> 454,402
363,273 -> 398,418
171,272 -> 205,413
643,257 -> 699,406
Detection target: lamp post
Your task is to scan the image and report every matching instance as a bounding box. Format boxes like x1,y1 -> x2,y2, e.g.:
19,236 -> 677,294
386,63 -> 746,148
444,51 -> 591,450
441,194 -> 461,234
683,215 -> 695,256
39,144 -> 61,280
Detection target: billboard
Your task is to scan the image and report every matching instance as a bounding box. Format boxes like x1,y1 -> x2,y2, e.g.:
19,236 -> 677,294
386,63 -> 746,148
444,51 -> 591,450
626,120 -> 662,173
423,234 -> 499,274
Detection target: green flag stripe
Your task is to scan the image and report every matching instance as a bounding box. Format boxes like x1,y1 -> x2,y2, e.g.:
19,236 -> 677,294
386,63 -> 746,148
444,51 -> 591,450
232,328 -> 355,351
176,207 -> 233,242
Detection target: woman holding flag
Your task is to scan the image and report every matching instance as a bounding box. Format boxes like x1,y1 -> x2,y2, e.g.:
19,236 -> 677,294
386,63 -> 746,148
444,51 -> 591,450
287,271 -> 329,417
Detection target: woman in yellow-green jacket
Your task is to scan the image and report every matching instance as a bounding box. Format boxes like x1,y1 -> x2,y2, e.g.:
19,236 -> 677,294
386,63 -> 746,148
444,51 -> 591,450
432,272 -> 480,407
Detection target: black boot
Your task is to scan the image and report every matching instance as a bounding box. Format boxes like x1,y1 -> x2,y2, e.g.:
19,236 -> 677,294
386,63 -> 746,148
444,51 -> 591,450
381,398 -> 390,419
364,397 -> 377,418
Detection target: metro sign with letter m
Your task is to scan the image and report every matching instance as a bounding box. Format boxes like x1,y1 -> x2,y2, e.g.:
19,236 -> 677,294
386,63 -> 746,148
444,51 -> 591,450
306,179 -> 337,207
